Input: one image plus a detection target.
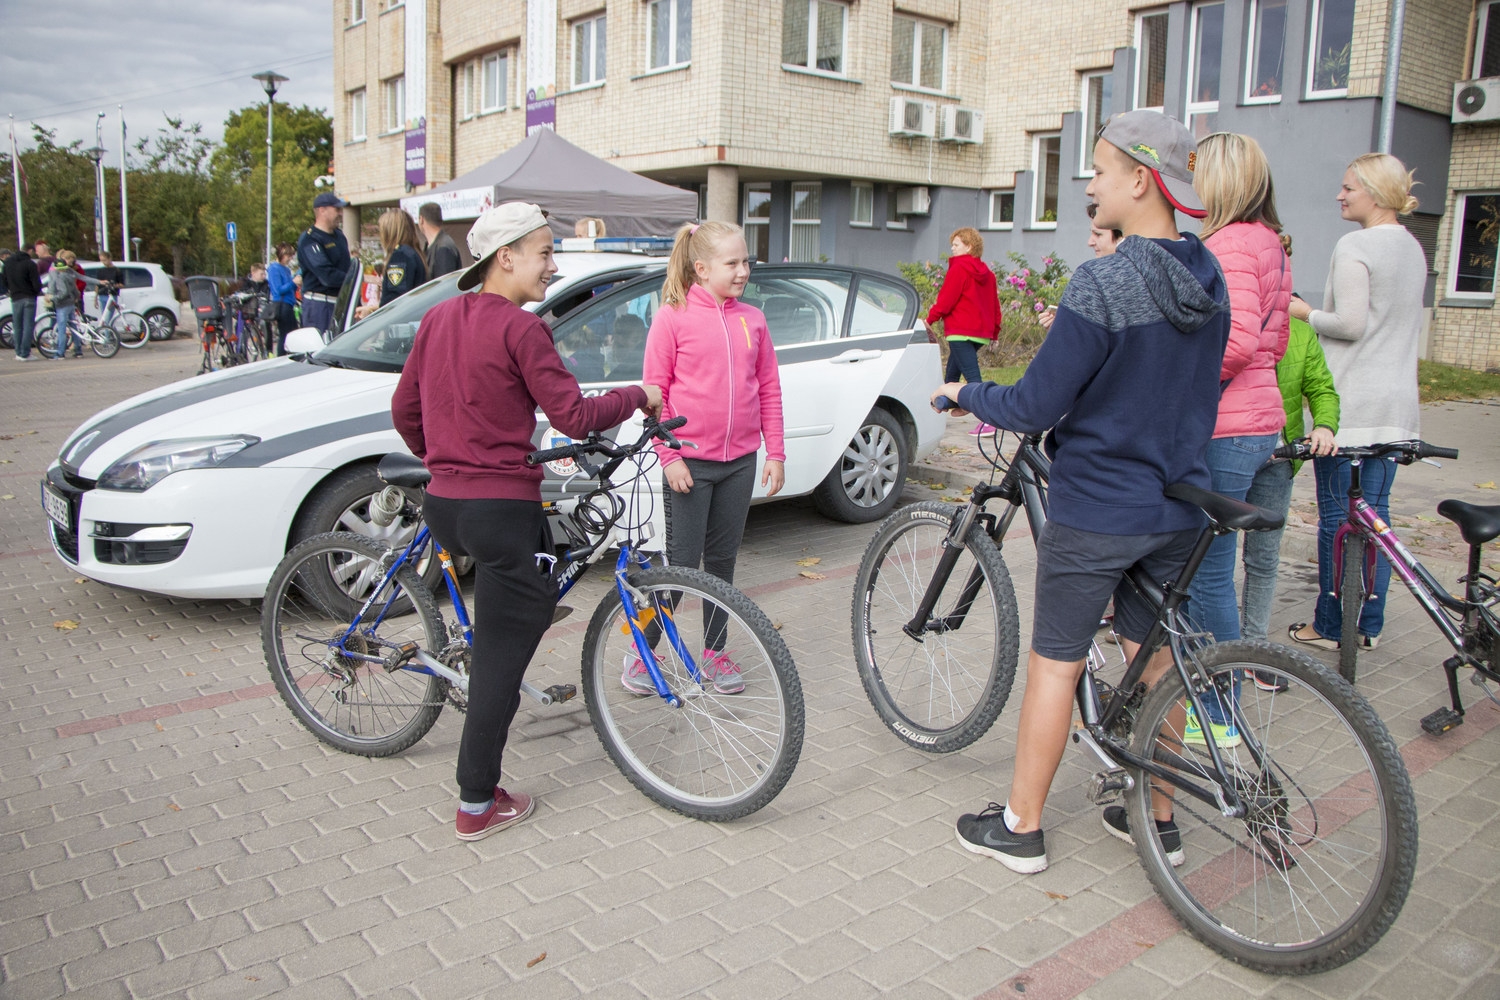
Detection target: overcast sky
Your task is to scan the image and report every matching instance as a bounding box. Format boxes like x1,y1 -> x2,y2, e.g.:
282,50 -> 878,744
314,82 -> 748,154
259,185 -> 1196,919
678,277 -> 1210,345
2,0 -> 334,155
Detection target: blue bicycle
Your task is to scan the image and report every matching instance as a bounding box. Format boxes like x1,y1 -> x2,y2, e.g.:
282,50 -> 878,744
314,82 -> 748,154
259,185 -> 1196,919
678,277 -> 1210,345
260,416 -> 805,821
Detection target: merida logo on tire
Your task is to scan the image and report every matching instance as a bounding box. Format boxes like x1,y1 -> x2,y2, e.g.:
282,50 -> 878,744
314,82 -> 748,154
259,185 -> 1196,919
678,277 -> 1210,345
912,511 -> 950,522
891,721 -> 938,744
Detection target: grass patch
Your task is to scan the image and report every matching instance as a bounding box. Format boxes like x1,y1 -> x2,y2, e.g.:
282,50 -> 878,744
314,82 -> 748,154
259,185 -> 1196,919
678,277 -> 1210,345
1419,360 -> 1500,403
980,366 -> 1028,386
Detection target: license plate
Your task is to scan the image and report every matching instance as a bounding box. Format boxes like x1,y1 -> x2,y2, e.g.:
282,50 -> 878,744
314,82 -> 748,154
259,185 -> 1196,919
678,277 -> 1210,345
42,483 -> 70,530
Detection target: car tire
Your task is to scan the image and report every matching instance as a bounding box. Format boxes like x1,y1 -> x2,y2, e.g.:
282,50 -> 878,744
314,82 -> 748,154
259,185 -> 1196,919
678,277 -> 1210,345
812,406 -> 909,524
145,309 -> 177,341
291,464 -> 445,591
0,316 -> 12,350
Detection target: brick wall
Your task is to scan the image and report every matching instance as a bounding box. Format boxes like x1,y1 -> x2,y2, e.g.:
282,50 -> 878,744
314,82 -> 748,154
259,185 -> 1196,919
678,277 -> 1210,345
1396,0 -> 1471,114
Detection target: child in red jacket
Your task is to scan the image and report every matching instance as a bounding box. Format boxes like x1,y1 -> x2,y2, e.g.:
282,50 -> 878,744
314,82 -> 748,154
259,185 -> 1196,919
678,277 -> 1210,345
926,228 -> 1000,434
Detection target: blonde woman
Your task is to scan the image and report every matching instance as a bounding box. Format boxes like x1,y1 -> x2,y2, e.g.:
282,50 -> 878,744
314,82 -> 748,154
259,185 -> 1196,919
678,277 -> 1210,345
356,209 -> 428,319
1288,154 -> 1425,653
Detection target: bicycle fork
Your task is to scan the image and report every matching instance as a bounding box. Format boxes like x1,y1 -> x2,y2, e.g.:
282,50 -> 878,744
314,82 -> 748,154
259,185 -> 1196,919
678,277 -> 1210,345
613,548 -> 702,707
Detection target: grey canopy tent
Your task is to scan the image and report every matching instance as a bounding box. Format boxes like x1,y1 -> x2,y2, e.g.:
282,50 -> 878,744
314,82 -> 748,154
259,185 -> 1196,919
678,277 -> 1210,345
399,129 -> 698,238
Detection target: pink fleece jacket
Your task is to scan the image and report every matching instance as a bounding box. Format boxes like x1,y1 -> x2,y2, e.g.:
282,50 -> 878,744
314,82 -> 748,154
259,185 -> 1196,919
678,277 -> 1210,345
643,283 -> 786,468
1204,221 -> 1292,438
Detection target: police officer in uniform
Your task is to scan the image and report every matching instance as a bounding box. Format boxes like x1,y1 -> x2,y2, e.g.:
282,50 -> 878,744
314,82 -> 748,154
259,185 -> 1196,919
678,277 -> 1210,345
297,192 -> 355,336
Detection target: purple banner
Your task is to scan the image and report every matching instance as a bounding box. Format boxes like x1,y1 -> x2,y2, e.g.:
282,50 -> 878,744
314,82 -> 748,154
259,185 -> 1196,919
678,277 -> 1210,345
404,118 -> 426,188
526,89 -> 555,136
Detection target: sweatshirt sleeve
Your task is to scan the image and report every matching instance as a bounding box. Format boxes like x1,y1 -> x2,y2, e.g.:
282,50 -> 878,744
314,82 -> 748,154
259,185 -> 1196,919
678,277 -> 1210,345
925,260 -> 968,326
391,343 -> 426,460
514,319 -> 647,438
643,309 -> 683,467
1309,245 -> 1371,342
754,316 -> 785,462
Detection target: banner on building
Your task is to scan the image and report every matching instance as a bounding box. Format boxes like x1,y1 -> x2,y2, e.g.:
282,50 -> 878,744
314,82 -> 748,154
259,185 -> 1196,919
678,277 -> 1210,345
526,0 -> 557,135
399,185 -> 494,222
404,0 -> 427,186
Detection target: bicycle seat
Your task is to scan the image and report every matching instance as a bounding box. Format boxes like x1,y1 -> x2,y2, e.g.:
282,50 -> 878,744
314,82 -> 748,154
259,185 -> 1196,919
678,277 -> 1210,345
1164,483 -> 1284,532
378,453 -> 431,489
1436,500 -> 1500,546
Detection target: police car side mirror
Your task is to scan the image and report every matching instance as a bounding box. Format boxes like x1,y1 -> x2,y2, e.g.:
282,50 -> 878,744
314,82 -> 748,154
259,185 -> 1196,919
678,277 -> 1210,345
284,328 -> 326,355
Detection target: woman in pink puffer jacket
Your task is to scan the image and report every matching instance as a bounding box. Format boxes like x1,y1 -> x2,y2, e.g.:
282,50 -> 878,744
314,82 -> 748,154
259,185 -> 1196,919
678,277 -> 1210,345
1185,132 -> 1292,742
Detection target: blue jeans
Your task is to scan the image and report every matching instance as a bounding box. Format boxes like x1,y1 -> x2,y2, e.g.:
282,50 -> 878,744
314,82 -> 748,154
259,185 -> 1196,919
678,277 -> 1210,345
55,305 -> 81,356
944,338 -> 983,384
11,296 -> 36,358
1240,458 -> 1295,643
1313,455 -> 1397,641
1188,432 -> 1278,724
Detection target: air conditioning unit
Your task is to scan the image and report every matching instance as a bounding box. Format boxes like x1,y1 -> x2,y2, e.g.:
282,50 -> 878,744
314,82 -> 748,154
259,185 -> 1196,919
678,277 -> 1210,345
889,96 -> 936,138
1452,79 -> 1500,123
938,105 -> 985,144
895,186 -> 931,216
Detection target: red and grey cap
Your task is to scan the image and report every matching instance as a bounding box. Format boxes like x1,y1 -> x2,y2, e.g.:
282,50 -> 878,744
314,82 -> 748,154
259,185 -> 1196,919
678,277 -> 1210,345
1099,110 -> 1206,219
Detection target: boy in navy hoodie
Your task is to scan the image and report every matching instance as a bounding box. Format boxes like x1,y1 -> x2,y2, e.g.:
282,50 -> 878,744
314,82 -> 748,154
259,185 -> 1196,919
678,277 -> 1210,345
935,111 -> 1229,873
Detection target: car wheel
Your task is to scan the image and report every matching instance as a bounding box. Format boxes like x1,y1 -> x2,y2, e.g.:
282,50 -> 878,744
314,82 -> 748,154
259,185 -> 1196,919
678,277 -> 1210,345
145,309 -> 177,341
291,464 -> 443,593
812,406 -> 909,524
0,316 -> 12,350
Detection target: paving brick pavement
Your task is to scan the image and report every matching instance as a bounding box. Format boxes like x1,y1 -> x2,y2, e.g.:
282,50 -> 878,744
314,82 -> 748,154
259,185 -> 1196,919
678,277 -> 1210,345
1,344 -> 1497,998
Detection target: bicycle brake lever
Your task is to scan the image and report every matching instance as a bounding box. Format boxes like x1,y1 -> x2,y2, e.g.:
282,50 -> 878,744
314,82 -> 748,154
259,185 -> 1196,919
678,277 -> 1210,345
1420,458 -> 1442,468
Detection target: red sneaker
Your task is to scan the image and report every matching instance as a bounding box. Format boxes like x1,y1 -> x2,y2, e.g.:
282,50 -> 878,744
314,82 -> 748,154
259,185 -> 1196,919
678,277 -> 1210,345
455,788 -> 534,841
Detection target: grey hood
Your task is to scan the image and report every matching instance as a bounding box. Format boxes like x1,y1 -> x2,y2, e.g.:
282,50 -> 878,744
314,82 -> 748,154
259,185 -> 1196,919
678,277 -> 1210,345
1114,233 -> 1228,333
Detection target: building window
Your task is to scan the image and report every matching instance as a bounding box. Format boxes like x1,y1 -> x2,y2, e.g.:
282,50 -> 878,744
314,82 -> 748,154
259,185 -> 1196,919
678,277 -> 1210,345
648,0 -> 692,70
1079,72 -> 1111,176
1245,0 -> 1286,101
989,191 -> 1015,230
574,13 -> 607,86
1450,193 -> 1499,297
790,183 -> 822,261
850,182 -> 874,226
1032,133 -> 1060,227
1187,3 -> 1223,138
1307,0 -> 1355,96
783,0 -> 847,75
891,15 -> 947,92
459,61 -> 477,119
481,51 -> 509,111
348,88 -> 367,140
1477,1 -> 1500,78
885,185 -> 906,229
1135,10 -> 1169,110
743,183 -> 771,262
383,76 -> 405,133
349,0 -> 365,24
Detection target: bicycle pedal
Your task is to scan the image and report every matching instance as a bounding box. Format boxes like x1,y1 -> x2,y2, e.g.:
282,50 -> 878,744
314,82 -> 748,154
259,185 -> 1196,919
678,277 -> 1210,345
1420,706 -> 1464,735
382,641 -> 420,672
1087,769 -> 1134,804
542,684 -> 578,703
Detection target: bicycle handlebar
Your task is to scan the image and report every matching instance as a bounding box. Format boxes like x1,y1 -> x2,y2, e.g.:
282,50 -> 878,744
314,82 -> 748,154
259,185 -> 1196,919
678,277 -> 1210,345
525,415 -> 688,469
1272,438 -> 1459,464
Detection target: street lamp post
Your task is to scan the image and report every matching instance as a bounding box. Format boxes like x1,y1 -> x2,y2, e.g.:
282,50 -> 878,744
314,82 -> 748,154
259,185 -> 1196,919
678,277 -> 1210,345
252,72 -> 289,265
95,112 -> 109,257
84,144 -> 105,257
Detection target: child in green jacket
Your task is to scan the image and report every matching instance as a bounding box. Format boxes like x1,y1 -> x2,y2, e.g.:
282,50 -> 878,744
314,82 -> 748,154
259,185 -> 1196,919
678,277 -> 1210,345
1240,314 -> 1340,654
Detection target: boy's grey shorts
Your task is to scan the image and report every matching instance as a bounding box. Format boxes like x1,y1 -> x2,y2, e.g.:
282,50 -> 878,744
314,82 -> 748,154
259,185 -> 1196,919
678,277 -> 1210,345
1030,520 -> 1201,661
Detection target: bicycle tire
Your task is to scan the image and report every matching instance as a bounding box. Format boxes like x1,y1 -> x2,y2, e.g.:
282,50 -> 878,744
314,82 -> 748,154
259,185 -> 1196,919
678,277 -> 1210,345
113,312 -> 150,349
851,501 -> 1020,752
1340,535 -> 1365,683
1124,640 -> 1416,974
90,326 -> 119,358
261,532 -> 448,757
580,565 -> 804,821
35,317 -> 62,359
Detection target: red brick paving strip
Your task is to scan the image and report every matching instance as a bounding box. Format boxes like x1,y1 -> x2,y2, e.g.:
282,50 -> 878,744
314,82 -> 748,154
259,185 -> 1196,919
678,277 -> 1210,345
56,681 -> 279,738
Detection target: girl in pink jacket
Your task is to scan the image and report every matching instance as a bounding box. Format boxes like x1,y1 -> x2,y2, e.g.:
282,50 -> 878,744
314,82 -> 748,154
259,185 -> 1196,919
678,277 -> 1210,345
627,221 -> 786,695
1186,132 -> 1293,745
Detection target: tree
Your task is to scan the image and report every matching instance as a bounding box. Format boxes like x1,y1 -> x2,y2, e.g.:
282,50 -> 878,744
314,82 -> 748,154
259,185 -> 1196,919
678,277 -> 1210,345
212,104 -> 333,182
129,116 -> 214,278
0,125 -> 96,253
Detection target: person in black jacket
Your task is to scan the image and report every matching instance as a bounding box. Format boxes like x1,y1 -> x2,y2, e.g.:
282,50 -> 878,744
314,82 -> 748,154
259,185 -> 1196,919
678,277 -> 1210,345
296,192 -> 353,335
417,202 -> 462,279
4,243 -> 44,361
356,209 -> 427,319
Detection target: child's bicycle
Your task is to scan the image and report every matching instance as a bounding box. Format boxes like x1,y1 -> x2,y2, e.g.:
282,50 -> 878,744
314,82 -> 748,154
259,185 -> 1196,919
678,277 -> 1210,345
34,309 -> 124,358
1274,438 -> 1498,734
851,429 -> 1416,973
260,416 -> 805,821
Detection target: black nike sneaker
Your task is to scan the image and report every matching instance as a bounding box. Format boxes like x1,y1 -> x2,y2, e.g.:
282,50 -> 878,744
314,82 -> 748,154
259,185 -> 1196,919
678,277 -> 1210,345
955,802 -> 1048,873
1102,805 -> 1185,867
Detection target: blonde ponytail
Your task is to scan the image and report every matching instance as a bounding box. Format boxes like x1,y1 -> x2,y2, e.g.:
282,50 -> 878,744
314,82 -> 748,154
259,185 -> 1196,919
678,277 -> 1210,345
1348,153 -> 1421,215
660,220 -> 744,308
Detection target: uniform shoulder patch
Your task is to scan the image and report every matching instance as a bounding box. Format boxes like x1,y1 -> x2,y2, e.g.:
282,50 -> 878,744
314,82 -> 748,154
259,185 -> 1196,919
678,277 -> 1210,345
386,266 -> 405,286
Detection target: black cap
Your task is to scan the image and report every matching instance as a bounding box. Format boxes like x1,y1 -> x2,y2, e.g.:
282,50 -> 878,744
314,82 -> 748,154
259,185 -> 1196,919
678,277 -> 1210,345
313,192 -> 348,209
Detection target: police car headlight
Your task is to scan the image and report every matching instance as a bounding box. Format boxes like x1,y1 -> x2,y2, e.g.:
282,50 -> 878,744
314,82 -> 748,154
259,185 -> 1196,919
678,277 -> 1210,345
97,436 -> 260,492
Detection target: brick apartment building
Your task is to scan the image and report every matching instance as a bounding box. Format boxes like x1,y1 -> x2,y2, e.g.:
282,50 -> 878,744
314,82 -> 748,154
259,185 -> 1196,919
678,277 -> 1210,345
333,0 -> 1500,370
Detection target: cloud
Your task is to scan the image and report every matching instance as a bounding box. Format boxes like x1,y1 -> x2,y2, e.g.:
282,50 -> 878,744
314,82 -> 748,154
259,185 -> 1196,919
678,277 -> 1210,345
2,0 -> 334,152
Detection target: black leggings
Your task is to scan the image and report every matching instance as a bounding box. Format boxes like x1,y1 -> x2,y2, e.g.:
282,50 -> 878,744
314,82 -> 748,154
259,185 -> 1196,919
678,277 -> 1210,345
423,495 -> 556,803
274,301 -> 298,354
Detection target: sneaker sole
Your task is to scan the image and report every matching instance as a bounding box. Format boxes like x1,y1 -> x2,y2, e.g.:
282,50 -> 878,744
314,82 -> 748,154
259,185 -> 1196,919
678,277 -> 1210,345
455,797 -> 535,841
1101,813 -> 1185,867
1183,730 -> 1243,750
953,825 -> 1048,874
712,678 -> 744,694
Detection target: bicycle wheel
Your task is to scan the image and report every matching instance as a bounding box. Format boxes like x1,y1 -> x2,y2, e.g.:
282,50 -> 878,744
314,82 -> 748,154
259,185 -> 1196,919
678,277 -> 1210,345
580,565 -> 804,821
34,317 -> 59,358
90,326 -> 119,358
1125,640 -> 1416,974
851,501 -> 1020,752
113,312 -> 150,350
1340,535 -> 1365,683
261,532 -> 448,757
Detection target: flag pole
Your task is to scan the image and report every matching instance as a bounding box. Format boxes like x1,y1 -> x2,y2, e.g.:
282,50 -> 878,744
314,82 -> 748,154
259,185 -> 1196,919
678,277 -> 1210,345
119,106 -> 130,261
8,115 -> 23,247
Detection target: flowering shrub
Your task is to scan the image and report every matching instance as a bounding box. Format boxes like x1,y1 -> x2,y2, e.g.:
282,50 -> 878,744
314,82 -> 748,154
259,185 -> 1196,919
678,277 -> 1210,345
899,251 -> 1071,369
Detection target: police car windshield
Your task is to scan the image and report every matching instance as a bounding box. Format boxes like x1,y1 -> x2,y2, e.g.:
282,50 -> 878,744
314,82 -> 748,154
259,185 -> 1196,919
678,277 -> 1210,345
312,272 -> 466,373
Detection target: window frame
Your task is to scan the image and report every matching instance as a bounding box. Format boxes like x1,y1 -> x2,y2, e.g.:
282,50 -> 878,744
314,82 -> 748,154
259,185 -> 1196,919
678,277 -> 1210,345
885,184 -> 907,230
480,51 -> 509,113
789,181 -> 823,262
1186,2 -> 1224,138
743,182 -> 772,262
647,0 -> 692,72
1476,0 -> 1500,79
782,0 -> 850,79
1306,0 -> 1355,99
347,87 -> 367,141
1079,71 -> 1111,177
458,60 -> 477,120
573,12 -> 608,88
890,14 -> 949,93
1446,191 -> 1500,300
1030,132 -> 1061,229
850,181 -> 874,227
1243,0 -> 1287,104
1134,9 -> 1170,111
988,190 -> 1015,231
349,0 -> 365,25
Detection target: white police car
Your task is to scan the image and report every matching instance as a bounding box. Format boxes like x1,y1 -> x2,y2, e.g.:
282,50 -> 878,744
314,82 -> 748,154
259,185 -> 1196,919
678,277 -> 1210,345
43,243 -> 944,599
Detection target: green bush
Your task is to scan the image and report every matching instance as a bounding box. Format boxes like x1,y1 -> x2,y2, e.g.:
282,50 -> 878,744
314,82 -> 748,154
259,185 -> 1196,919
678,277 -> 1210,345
899,251 -> 1071,369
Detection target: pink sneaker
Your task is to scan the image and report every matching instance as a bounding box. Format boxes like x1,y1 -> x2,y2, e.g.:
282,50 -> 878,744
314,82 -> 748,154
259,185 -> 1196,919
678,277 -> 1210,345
455,787 -> 534,841
621,655 -> 655,695
970,423 -> 998,436
703,650 -> 745,694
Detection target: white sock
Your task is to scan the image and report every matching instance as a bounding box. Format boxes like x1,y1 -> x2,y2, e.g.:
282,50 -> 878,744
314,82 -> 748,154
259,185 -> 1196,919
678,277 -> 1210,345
459,799 -> 491,815
1003,802 -> 1023,833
